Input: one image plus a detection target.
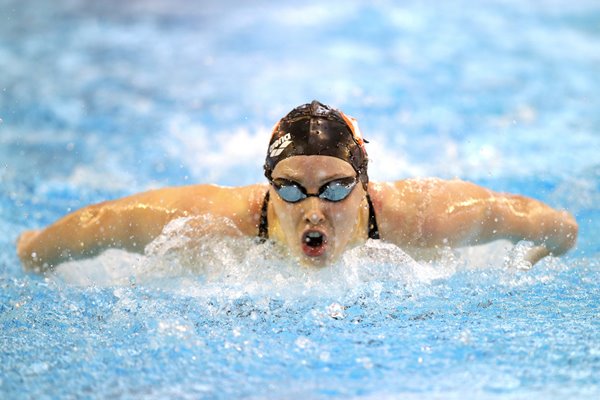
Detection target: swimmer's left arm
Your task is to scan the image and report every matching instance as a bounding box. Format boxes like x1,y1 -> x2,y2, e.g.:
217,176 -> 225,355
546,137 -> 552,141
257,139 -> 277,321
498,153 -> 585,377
373,179 -> 578,263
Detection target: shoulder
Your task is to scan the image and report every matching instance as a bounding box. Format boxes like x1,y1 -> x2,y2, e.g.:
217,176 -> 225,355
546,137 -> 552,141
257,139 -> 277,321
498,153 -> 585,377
130,183 -> 269,236
366,179 -> 425,244
367,178 -> 444,208
367,178 -> 497,247
178,183 -> 269,227
117,183 -> 263,206
369,178 -> 489,204
367,178 -> 476,245
146,183 -> 268,206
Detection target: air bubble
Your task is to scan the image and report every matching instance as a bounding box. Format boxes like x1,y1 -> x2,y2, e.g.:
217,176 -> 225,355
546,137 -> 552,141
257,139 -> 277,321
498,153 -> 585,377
356,357 -> 373,369
458,329 -> 472,344
295,336 -> 312,349
327,303 -> 345,319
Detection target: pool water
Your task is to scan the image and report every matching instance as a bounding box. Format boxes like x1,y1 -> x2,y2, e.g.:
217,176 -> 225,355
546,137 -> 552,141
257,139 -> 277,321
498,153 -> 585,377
1,0 -> 599,398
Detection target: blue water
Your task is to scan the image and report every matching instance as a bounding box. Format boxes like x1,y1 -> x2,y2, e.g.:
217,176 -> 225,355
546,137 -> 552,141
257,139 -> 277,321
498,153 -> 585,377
1,0 -> 599,398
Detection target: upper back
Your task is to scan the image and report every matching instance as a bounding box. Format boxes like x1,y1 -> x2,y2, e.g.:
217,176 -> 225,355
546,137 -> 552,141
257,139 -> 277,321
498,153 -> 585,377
173,183 -> 269,237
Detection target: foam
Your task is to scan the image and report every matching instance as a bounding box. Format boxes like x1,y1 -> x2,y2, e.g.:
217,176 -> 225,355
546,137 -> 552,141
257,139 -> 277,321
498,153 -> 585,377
50,215 -> 541,303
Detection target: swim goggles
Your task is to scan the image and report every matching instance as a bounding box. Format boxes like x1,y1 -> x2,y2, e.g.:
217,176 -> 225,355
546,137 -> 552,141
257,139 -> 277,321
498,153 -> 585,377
270,176 -> 358,203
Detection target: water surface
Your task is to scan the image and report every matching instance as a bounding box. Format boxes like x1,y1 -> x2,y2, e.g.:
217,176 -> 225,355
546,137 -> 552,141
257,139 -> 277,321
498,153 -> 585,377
1,0 -> 599,398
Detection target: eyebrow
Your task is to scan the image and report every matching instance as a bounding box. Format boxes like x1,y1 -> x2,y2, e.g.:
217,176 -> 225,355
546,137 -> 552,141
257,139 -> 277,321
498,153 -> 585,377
273,172 -> 354,183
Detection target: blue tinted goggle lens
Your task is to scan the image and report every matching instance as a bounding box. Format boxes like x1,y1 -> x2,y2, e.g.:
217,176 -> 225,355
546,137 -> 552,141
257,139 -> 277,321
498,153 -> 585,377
272,177 -> 357,203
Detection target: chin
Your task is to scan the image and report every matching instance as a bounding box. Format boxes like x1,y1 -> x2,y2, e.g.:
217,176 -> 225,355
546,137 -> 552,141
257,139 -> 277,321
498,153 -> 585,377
296,247 -> 342,268
297,254 -> 330,268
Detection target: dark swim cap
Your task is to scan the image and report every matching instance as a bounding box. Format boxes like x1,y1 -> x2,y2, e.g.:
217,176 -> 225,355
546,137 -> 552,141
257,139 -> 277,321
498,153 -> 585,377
264,100 -> 369,187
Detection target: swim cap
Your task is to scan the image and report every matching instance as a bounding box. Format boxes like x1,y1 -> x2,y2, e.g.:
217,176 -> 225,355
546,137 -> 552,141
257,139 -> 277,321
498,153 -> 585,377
264,100 -> 369,187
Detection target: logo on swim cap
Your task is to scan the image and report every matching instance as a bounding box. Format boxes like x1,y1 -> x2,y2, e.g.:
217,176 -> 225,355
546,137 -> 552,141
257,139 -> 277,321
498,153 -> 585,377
268,133 -> 292,157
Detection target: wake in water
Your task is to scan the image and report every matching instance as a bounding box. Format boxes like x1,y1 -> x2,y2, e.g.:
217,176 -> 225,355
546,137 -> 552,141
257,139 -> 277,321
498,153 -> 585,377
19,216 -> 591,400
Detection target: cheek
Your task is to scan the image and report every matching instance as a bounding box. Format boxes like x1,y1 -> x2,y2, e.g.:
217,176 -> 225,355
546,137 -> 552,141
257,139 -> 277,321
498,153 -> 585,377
274,202 -> 302,227
331,209 -> 351,224
329,201 -> 361,232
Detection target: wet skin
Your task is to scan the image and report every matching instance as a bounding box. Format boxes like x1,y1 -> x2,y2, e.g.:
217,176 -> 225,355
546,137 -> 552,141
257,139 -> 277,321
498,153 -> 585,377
16,157 -> 578,270
267,156 -> 370,267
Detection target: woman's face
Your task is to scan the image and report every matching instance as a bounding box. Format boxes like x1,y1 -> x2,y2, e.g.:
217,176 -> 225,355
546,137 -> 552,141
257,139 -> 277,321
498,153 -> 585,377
269,155 -> 368,266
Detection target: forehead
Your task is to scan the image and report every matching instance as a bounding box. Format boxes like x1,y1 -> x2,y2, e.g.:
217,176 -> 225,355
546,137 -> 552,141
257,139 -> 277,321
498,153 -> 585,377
271,155 -> 355,181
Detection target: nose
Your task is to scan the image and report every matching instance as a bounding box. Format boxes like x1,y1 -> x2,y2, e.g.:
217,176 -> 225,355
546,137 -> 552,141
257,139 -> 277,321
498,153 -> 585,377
303,197 -> 325,225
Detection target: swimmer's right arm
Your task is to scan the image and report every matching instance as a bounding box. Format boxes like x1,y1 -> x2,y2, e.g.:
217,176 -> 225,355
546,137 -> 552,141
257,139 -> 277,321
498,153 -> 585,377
16,184 -> 268,271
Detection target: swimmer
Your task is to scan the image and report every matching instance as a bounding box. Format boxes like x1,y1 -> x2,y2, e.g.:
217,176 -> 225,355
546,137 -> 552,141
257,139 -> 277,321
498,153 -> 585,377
17,101 -> 578,271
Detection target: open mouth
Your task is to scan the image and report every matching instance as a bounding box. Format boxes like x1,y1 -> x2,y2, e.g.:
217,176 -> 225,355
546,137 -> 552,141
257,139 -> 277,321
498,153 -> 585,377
301,230 -> 328,257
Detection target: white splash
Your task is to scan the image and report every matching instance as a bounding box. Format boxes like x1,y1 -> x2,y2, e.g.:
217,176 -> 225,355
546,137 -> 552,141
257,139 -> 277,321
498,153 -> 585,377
51,216 -> 533,300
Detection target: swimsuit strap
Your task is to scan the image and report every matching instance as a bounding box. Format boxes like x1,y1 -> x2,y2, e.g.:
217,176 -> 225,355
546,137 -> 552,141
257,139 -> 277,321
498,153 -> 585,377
366,193 -> 380,239
258,190 -> 270,240
257,190 -> 380,240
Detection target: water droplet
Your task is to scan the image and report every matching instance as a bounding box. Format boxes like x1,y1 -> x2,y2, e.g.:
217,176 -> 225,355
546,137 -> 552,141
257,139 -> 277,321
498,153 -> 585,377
26,362 -> 49,375
327,302 -> 345,319
295,336 -> 311,349
356,357 -> 373,369
458,329 -> 472,344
